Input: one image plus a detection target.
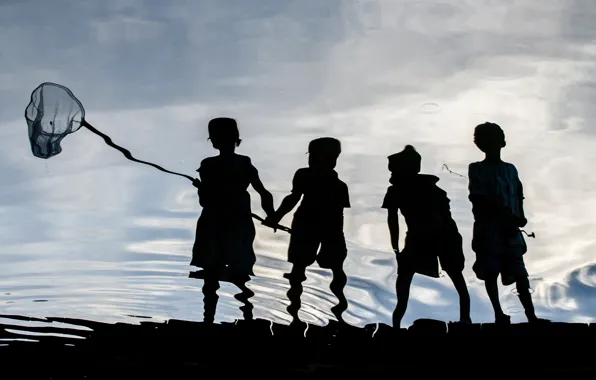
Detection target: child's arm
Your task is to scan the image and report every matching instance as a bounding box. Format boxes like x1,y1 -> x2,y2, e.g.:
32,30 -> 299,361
192,178 -> 202,194
516,178 -> 527,227
193,179 -> 204,207
387,208 -> 400,254
251,175 -> 275,217
268,193 -> 301,225
264,169 -> 304,226
382,187 -> 400,255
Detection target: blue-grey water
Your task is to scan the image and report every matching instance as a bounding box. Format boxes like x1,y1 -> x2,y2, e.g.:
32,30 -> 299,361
1,0 -> 595,329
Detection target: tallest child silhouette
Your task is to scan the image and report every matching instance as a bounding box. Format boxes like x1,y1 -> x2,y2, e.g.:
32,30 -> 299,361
468,122 -> 547,324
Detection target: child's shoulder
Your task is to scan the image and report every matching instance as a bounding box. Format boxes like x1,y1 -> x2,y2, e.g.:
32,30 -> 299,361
294,167 -> 310,177
234,154 -> 255,167
200,156 -> 217,164
384,184 -> 400,197
198,154 -> 254,169
468,160 -> 517,168
468,161 -> 484,169
494,160 -> 519,176
501,160 -> 518,170
197,156 -> 217,171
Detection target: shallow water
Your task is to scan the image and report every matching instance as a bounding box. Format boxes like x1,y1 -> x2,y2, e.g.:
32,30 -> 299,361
1,0 -> 596,328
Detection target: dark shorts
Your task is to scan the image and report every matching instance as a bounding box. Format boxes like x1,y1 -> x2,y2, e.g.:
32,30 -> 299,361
287,218 -> 347,269
398,220 -> 465,278
472,223 -> 528,286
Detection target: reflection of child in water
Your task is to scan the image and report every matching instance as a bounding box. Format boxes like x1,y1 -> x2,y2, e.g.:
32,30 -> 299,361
383,145 -> 471,328
191,117 -> 275,282
468,122 -> 546,324
264,137 -> 350,323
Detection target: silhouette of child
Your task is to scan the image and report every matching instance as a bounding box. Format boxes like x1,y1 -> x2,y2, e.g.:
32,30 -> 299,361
468,122 -> 546,324
383,145 -> 471,328
191,117 -> 275,285
264,137 -> 349,323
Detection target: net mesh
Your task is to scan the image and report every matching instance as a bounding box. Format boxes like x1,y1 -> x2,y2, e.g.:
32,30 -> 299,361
25,82 -> 85,159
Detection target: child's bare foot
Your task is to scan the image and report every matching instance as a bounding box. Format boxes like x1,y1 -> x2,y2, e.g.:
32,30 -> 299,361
459,317 -> 472,324
495,313 -> 511,325
527,314 -> 551,324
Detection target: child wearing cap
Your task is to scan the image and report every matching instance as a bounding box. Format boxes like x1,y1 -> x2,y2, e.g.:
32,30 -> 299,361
191,117 -> 275,286
264,137 -> 350,323
383,145 -> 471,327
468,122 -> 546,324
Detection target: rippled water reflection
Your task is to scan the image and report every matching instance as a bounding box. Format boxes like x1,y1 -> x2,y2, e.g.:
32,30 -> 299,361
1,0 -> 596,327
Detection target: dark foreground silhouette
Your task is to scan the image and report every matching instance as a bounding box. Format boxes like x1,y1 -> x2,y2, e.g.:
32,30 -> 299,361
1,314 -> 594,378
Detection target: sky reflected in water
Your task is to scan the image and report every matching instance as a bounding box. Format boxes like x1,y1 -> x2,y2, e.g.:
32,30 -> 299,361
1,0 -> 596,326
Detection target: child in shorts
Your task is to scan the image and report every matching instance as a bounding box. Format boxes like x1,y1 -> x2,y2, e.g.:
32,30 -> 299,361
264,137 -> 350,323
468,122 -> 546,324
383,145 -> 471,328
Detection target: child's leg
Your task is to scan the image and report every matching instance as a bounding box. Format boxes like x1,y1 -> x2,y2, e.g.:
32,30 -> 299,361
318,232 -> 348,324
233,276 -> 255,321
393,271 -> 414,328
445,270 -> 471,323
286,264 -> 307,323
503,245 -> 542,322
484,274 -> 510,323
515,275 -> 537,322
330,265 -> 348,324
202,277 -> 220,324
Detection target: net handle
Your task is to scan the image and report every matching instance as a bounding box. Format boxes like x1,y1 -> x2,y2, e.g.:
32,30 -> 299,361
81,120 -> 291,233
81,119 -> 195,182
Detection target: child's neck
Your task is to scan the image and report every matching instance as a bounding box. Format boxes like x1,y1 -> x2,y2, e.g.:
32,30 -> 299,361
484,150 -> 502,163
309,165 -> 335,172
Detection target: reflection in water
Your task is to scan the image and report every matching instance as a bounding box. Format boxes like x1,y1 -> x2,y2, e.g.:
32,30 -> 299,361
1,0 -> 596,326
190,269 -> 255,322
286,266 -> 348,325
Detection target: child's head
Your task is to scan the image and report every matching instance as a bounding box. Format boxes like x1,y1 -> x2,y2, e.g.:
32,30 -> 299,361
208,117 -> 242,151
388,145 -> 421,177
308,137 -> 341,170
474,122 -> 506,154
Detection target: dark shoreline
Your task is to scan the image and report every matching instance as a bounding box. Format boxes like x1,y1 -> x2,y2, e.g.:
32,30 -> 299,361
1,314 -> 595,378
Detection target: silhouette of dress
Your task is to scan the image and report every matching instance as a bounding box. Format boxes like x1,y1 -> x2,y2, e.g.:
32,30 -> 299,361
191,154 -> 258,277
288,168 -> 350,269
382,174 -> 464,277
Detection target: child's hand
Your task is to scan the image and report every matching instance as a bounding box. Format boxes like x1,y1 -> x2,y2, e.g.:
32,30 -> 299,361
264,213 -> 280,225
262,214 -> 280,232
262,222 -> 277,233
516,216 -> 528,228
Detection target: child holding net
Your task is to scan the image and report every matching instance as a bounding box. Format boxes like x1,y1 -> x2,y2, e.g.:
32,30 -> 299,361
191,117 -> 275,321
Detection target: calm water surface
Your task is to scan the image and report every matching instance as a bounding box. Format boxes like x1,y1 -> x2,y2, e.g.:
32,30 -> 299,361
1,0 -> 596,328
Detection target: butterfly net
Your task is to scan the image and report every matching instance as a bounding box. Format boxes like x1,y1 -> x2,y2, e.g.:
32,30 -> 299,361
24,83 -> 85,159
